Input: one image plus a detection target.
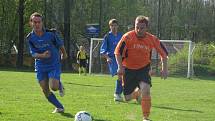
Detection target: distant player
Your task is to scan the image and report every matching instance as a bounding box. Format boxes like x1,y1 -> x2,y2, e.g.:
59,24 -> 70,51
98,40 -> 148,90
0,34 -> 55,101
77,46 -> 88,76
27,12 -> 68,113
115,15 -> 168,121
100,19 -> 123,101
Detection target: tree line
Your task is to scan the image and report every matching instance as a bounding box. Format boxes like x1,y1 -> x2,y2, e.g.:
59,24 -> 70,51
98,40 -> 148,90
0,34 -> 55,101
0,0 -> 214,68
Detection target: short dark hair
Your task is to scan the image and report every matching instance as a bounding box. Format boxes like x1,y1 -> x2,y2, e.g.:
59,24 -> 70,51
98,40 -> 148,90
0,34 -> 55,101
135,15 -> 149,26
109,19 -> 118,25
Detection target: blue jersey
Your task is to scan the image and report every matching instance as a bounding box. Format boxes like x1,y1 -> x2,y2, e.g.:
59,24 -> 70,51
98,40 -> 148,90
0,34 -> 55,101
27,30 -> 64,72
100,31 -> 123,57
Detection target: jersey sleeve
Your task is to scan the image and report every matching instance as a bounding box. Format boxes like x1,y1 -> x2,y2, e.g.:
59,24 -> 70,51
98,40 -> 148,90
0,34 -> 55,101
52,32 -> 64,48
27,39 -> 37,57
153,38 -> 168,59
100,34 -> 109,55
114,35 -> 127,57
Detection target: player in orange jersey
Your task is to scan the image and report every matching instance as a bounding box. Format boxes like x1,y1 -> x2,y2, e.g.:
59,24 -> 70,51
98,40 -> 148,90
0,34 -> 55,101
115,15 -> 168,121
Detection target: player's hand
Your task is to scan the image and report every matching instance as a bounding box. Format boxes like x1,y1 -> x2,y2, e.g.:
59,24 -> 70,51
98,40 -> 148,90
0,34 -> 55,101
42,50 -> 50,58
160,68 -> 168,79
117,67 -> 124,80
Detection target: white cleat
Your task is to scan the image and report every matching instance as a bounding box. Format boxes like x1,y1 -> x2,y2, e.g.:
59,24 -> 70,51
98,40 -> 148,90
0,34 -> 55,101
52,108 -> 64,113
114,94 -> 123,102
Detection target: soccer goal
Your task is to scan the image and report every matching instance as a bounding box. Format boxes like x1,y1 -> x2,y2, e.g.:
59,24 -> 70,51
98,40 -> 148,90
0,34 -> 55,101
89,38 -> 195,78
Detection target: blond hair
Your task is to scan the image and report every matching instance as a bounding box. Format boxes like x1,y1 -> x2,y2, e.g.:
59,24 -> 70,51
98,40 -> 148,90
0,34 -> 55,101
109,19 -> 118,25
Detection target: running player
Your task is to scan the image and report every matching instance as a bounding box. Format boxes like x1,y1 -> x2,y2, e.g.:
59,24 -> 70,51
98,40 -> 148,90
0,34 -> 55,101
27,12 -> 68,113
115,15 -> 168,121
100,19 -> 124,101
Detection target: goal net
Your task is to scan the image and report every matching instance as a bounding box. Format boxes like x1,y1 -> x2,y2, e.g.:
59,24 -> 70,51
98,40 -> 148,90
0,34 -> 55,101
89,38 -> 195,78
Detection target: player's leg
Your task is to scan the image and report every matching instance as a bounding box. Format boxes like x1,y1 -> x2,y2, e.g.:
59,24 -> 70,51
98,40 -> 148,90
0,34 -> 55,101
48,69 -> 64,113
49,68 -> 65,97
82,60 -> 87,76
37,71 -> 64,113
123,68 -> 139,101
138,65 -> 152,120
139,81 -> 151,120
79,60 -> 82,75
114,79 -> 123,101
78,66 -> 81,75
110,57 -> 123,101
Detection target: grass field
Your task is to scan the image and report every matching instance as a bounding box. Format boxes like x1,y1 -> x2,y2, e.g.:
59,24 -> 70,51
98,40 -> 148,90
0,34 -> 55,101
0,70 -> 215,121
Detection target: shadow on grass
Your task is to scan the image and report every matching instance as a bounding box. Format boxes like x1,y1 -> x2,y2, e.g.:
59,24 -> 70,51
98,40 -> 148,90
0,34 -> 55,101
194,76 -> 215,81
153,105 -> 203,113
94,118 -> 111,121
0,112 -> 2,115
66,82 -> 104,88
60,112 -> 73,118
0,67 -> 34,73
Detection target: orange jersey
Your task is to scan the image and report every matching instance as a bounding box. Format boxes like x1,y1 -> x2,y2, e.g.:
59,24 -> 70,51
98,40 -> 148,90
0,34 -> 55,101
115,30 -> 167,69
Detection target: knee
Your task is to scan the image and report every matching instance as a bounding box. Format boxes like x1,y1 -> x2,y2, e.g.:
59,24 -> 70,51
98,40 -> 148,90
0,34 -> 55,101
49,79 -> 59,91
141,89 -> 150,97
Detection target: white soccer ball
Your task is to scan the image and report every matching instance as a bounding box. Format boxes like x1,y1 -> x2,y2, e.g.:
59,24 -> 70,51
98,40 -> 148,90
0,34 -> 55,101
74,111 -> 92,121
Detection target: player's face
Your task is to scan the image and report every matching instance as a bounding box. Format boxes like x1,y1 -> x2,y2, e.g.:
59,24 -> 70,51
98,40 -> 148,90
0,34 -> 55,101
110,23 -> 118,33
135,21 -> 147,38
31,16 -> 43,32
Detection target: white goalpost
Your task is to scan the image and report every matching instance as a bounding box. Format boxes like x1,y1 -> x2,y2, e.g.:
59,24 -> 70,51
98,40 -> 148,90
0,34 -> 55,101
89,38 -> 195,78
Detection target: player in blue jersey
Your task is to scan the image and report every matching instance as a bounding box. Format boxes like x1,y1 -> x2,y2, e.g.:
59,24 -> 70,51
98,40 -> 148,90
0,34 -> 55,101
100,19 -> 123,101
27,12 -> 68,113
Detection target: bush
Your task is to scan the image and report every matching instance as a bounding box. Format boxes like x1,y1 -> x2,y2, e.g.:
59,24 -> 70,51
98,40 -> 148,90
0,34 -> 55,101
194,64 -> 215,76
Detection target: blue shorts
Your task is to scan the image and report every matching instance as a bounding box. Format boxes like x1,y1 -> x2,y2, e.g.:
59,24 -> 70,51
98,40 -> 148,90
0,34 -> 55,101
36,68 -> 61,82
108,57 -> 118,77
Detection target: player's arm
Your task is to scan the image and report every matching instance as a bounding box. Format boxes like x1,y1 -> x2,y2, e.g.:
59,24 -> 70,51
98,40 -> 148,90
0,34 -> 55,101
115,39 -> 126,79
76,51 -> 80,64
32,51 -> 50,59
100,34 -> 112,62
52,32 -> 68,60
154,39 -> 168,79
160,57 -> 168,79
27,37 -> 50,59
59,46 -> 68,60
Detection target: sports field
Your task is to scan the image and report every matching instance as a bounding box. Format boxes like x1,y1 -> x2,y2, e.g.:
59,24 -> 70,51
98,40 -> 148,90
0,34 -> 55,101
0,71 -> 215,121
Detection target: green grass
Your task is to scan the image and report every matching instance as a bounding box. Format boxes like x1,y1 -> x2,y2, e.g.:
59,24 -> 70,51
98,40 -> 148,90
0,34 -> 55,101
0,71 -> 215,121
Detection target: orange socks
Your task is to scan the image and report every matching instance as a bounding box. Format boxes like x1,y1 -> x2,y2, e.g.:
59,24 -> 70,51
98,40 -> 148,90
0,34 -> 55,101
141,96 -> 151,119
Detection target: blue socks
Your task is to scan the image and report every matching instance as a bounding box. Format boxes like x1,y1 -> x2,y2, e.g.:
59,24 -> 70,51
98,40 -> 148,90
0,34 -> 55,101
47,92 -> 64,109
115,79 -> 123,94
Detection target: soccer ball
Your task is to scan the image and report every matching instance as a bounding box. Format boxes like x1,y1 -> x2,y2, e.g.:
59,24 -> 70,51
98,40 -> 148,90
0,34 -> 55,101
74,111 -> 92,121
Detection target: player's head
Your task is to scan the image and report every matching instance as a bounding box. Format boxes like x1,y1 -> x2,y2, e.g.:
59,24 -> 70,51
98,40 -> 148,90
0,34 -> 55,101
29,12 -> 43,32
109,19 -> 118,33
80,46 -> 84,51
135,15 -> 149,37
